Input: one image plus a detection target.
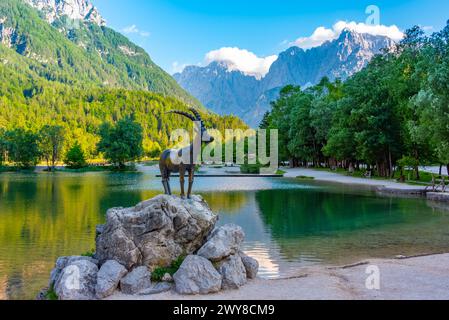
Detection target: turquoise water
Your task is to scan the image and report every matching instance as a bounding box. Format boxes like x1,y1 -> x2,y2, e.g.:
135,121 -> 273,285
1,168 -> 449,299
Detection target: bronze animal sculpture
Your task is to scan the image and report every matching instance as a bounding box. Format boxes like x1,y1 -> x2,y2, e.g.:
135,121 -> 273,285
159,108 -> 214,199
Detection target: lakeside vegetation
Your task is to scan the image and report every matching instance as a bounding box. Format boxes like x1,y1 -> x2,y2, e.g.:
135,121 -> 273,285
262,24 -> 449,181
0,84 -> 246,171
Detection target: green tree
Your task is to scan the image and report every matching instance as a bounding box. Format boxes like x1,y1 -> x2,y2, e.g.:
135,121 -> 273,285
39,125 -> 66,171
64,142 -> 87,169
6,129 -> 40,168
0,129 -> 6,166
97,117 -> 143,168
413,22 -> 449,175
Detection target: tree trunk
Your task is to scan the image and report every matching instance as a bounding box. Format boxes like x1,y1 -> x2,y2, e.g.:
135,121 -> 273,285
447,164 -> 449,178
439,164 -> 443,178
414,149 -> 420,180
415,166 -> 420,181
399,167 -> 405,182
388,150 -> 393,178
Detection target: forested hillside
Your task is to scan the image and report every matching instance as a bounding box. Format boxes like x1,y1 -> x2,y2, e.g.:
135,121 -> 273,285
0,0 -> 202,108
0,44 -> 244,159
0,0 -> 246,164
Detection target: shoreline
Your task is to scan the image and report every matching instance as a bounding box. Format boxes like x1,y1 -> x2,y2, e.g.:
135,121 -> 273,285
107,252 -> 449,300
283,167 -> 427,190
283,168 -> 449,203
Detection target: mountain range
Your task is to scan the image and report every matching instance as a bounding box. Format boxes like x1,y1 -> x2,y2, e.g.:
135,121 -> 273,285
174,30 -> 395,127
0,0 -> 203,109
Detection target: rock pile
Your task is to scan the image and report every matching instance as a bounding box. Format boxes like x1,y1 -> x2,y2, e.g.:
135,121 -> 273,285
42,195 -> 259,300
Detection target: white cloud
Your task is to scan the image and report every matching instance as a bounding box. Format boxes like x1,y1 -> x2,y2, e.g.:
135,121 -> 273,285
205,47 -> 278,79
293,21 -> 404,49
172,61 -> 189,74
122,25 -> 151,37
122,24 -> 139,34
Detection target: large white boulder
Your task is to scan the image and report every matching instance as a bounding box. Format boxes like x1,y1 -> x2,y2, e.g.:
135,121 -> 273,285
96,195 -> 218,270
173,255 -> 222,295
95,260 -> 128,299
216,254 -> 247,290
119,266 -> 152,295
54,259 -> 98,300
197,224 -> 245,262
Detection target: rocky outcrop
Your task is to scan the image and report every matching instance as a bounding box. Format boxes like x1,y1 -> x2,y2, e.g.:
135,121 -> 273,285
119,267 -> 152,295
96,195 -> 218,270
239,252 -> 259,280
44,195 -> 259,300
24,0 -> 106,26
216,254 -> 247,290
173,255 -> 222,295
95,260 -> 128,299
175,30 -> 395,127
197,224 -> 245,262
0,17 -> 27,54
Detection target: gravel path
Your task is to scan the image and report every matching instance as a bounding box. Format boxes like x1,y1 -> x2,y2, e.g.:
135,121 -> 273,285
284,168 -> 427,190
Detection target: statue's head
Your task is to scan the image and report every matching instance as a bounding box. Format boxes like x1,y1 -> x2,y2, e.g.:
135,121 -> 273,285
167,108 -> 214,143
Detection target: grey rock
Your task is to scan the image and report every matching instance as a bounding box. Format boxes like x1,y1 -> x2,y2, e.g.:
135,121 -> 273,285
197,224 -> 245,262
138,282 -> 173,295
120,266 -> 152,295
96,195 -> 217,270
239,252 -> 259,279
49,256 -> 98,288
162,273 -> 173,282
54,259 -> 98,300
24,0 -> 106,26
96,224 -> 105,238
95,260 -> 128,299
173,255 -> 222,295
216,254 -> 247,290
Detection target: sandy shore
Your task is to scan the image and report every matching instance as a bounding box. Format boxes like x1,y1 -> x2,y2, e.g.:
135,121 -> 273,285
107,253 -> 449,300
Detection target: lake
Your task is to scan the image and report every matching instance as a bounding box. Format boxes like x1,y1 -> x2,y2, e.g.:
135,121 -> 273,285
1,166 -> 449,299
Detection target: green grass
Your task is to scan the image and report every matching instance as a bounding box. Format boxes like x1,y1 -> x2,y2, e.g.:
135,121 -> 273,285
45,287 -> 58,301
276,169 -> 286,175
151,256 -> 185,282
81,249 -> 96,258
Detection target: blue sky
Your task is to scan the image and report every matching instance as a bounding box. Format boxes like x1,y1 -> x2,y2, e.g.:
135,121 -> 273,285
91,0 -> 449,74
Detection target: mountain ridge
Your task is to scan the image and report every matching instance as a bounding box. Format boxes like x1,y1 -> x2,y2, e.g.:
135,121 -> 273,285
0,0 -> 204,110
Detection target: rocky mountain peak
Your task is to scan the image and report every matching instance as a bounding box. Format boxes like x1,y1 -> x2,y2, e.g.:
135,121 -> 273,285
23,0 -> 105,26
175,30 -> 396,127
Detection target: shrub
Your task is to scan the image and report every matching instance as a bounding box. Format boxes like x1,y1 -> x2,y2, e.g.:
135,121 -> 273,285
151,256 -> 185,282
64,142 -> 87,169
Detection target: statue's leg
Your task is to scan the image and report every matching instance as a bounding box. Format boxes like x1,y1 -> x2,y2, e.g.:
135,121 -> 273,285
166,173 -> 172,195
180,167 -> 186,199
187,169 -> 194,199
162,179 -> 169,195
161,168 -> 169,195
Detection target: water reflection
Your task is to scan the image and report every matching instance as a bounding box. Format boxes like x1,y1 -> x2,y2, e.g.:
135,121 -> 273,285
1,172 -> 449,299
